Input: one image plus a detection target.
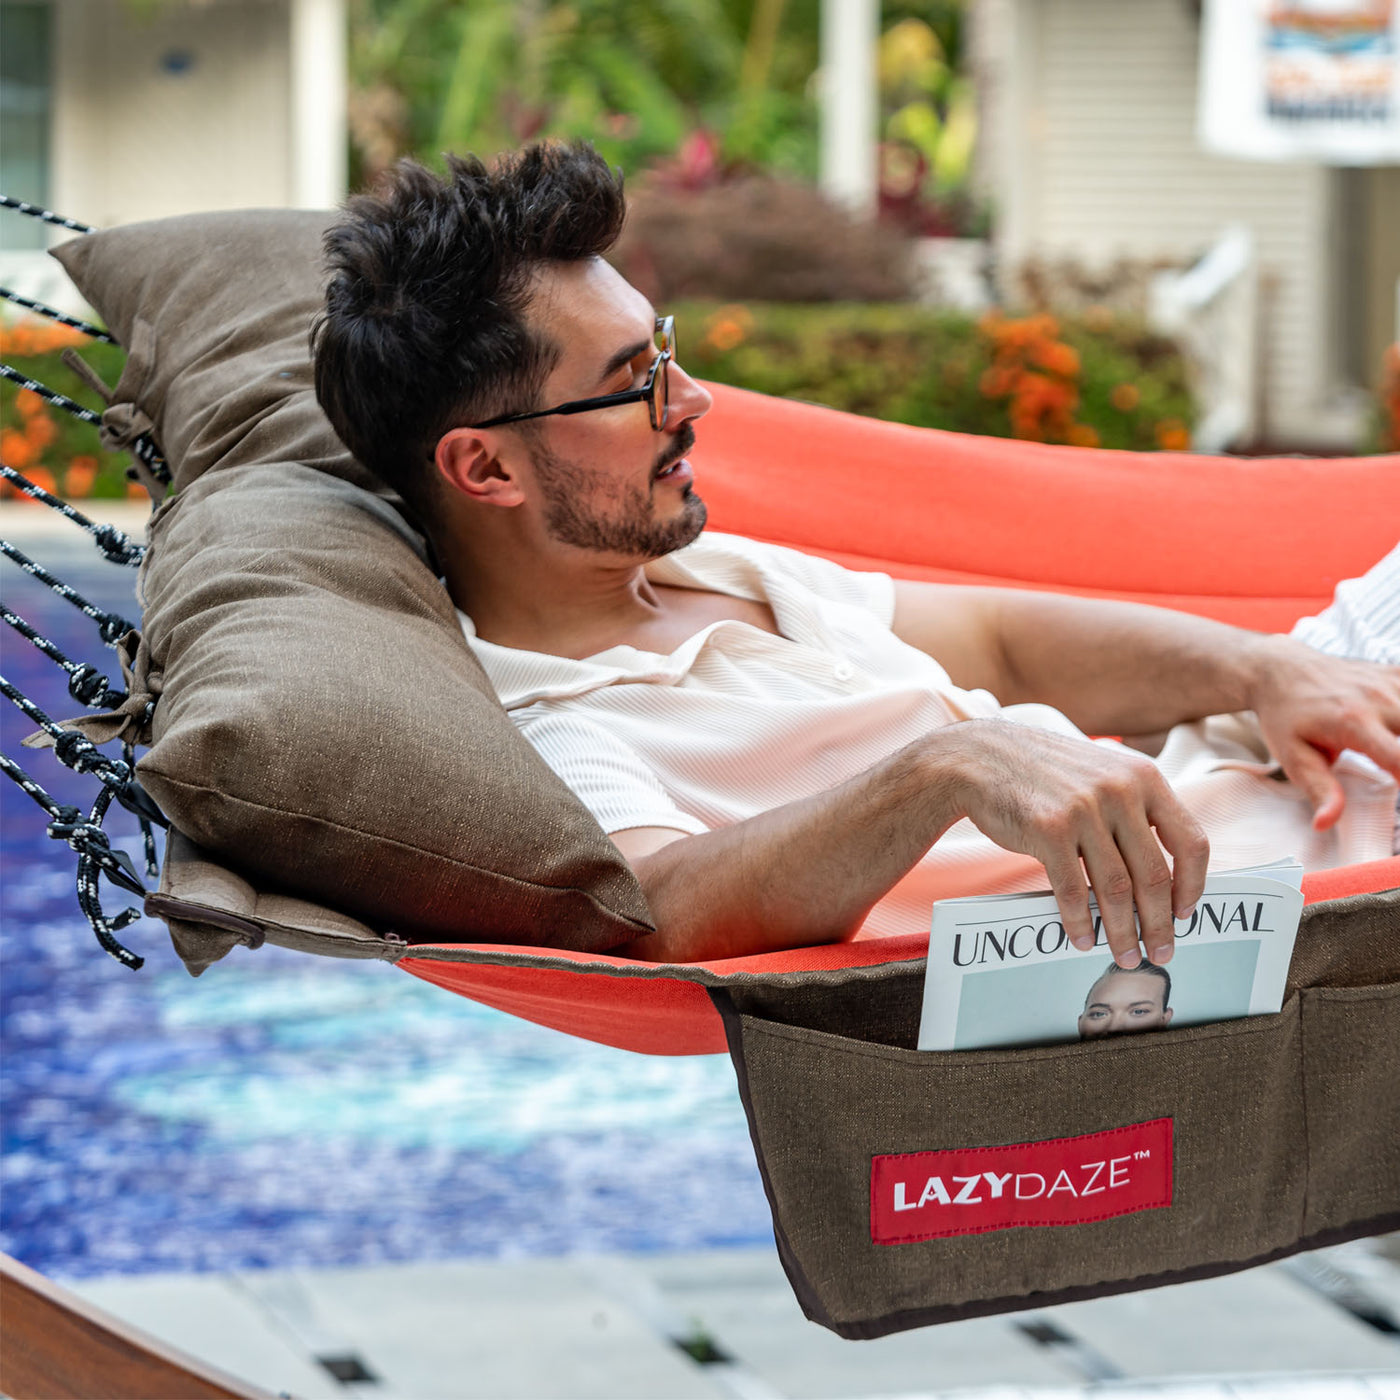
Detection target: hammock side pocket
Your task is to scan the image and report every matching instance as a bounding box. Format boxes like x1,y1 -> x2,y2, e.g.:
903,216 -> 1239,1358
713,925 -> 1399,1339
1300,980 -> 1400,1233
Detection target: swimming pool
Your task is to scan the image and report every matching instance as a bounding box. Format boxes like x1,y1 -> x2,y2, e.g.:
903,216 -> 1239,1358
0,527 -> 769,1278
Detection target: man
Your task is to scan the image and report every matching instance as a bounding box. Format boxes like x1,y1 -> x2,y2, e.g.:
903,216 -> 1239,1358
1077,962 -> 1174,1040
313,143 -> 1400,970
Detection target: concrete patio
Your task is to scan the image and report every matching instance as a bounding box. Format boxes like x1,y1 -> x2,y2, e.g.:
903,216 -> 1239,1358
64,1234 -> 1400,1400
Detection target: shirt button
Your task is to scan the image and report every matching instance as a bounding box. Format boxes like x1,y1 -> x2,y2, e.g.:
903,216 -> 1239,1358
833,662 -> 854,681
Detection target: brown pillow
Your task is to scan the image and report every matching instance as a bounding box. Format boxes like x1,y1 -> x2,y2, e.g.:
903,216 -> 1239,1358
50,211 -> 654,958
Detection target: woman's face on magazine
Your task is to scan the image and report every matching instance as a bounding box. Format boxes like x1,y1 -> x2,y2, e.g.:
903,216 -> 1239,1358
1077,969 -> 1174,1039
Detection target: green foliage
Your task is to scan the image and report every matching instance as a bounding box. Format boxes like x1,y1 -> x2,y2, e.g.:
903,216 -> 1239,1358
348,0 -> 972,190
675,301 -> 1199,449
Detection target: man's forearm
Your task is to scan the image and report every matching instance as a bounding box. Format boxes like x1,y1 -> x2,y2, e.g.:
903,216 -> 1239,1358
618,732 -> 966,963
987,591 -> 1276,736
618,717 -> 1211,968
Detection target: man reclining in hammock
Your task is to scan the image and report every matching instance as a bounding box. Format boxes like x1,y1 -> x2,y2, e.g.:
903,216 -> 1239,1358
312,142 -> 1400,970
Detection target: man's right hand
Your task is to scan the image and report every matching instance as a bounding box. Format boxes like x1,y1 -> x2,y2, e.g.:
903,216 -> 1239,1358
935,719 -> 1210,968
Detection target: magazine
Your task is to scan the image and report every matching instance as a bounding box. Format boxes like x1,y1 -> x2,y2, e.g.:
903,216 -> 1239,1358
917,859 -> 1305,1052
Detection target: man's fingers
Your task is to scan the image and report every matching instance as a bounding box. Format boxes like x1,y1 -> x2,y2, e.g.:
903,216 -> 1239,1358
1148,794 -> 1210,921
1351,717 -> 1400,783
1112,827 -> 1177,965
1278,738 -> 1346,831
1044,856 -> 1096,952
1078,835 -> 1143,967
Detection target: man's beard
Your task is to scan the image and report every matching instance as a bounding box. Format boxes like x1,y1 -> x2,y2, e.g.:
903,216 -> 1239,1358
530,424 -> 707,558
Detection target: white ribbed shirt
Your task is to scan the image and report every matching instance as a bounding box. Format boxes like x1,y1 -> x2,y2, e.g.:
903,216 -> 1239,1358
459,533 -> 1398,940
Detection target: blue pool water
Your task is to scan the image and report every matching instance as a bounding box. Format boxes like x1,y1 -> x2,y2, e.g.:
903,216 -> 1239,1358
0,531 -> 769,1279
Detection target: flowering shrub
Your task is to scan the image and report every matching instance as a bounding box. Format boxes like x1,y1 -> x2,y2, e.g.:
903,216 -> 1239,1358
680,300 -> 1197,450
0,320 -> 132,500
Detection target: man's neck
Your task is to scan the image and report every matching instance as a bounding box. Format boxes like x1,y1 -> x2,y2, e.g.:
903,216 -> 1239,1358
445,540 -> 672,660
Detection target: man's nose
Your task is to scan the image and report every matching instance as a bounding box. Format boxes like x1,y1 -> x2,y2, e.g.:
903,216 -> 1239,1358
666,362 -> 712,427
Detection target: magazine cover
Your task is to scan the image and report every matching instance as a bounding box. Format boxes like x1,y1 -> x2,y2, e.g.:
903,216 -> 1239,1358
918,861 -> 1305,1052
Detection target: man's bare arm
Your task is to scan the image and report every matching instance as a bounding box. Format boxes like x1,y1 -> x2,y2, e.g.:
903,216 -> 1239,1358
893,580 -> 1400,826
893,582 -> 1266,733
614,719 -> 1209,968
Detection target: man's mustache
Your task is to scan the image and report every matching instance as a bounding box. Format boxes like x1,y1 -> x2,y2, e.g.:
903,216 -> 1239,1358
654,423 -> 696,477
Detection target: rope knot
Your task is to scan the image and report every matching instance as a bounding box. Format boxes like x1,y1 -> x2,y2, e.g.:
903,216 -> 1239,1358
96,615 -> 129,647
53,728 -> 105,774
46,804 -> 84,842
67,662 -> 126,709
92,524 -> 145,566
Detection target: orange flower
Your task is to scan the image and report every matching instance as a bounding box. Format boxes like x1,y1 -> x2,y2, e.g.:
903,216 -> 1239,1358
704,305 -> 751,353
64,455 -> 98,498
1068,423 -> 1100,448
0,428 -> 37,468
705,318 -> 746,353
0,317 -> 86,356
15,388 -> 44,418
24,411 -> 56,450
126,480 -> 150,500
979,366 -> 1016,398
22,466 -> 57,498
1110,383 -> 1140,412
1032,341 -> 1080,378
1155,418 -> 1190,451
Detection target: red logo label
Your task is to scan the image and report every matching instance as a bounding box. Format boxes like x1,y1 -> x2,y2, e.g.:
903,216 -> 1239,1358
870,1117 -> 1172,1244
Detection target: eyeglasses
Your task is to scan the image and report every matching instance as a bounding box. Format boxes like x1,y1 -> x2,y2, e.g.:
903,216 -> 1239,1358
470,316 -> 675,431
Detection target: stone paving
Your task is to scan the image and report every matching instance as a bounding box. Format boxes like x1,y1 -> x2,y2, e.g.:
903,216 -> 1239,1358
65,1236 -> 1400,1400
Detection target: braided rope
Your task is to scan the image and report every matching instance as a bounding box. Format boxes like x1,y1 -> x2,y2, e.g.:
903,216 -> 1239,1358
2,538 -> 137,642
0,195 -> 95,235
0,288 -> 114,343
0,464 -> 145,565
1,674 -> 131,784
0,363 -> 170,485
125,734 -> 160,879
1,606 -> 128,708
0,753 -> 145,968
1,360 -> 100,424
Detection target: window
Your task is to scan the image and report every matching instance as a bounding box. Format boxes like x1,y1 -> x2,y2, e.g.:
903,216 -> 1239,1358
0,1 -> 52,251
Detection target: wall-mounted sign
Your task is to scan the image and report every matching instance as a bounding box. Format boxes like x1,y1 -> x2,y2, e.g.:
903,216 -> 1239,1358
1199,0 -> 1400,162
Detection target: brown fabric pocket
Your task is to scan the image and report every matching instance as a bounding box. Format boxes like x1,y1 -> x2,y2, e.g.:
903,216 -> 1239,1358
1301,981 -> 1400,1234
716,962 -> 1399,1338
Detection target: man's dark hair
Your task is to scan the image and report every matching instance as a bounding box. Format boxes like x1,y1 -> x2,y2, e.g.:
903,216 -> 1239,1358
1084,958 -> 1172,1011
313,142 -> 626,510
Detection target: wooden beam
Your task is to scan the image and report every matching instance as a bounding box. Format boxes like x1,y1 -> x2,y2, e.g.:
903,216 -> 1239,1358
0,1253 -> 275,1400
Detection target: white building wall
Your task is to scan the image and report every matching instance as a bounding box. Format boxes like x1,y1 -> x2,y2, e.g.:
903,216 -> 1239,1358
51,0 -> 295,229
984,0 -> 1353,447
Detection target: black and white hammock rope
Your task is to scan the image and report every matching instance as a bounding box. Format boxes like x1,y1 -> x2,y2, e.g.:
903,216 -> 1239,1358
2,194 -> 168,968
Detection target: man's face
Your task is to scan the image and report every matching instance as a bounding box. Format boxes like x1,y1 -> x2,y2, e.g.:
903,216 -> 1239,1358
1077,969 -> 1174,1039
520,259 -> 712,560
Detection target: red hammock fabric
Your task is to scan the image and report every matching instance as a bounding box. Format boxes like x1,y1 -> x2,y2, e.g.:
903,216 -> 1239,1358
399,386 -> 1400,1055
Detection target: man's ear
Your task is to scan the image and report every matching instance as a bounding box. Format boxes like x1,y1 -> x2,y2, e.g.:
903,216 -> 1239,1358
435,427 -> 526,506
1161,1007 -> 1174,1026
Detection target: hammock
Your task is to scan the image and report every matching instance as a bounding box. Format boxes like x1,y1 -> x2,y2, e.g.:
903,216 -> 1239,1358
3,197 -> 1397,1336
